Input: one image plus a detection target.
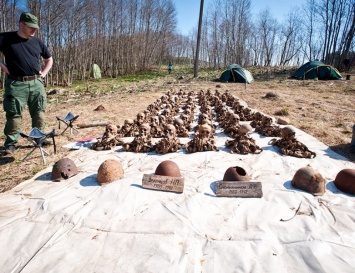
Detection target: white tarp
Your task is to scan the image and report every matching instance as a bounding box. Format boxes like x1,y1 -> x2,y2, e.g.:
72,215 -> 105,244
0,126 -> 354,273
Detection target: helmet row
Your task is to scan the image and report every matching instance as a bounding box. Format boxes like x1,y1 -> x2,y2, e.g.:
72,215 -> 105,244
51,158 -> 355,195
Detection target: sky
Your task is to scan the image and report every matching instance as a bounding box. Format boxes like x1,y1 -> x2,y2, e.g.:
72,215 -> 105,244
174,0 -> 308,35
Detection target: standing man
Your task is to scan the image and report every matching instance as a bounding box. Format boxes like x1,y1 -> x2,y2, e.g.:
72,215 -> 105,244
0,12 -> 53,155
168,62 -> 173,74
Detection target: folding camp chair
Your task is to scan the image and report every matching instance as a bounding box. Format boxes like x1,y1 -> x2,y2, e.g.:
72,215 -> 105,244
20,128 -> 57,164
56,112 -> 79,135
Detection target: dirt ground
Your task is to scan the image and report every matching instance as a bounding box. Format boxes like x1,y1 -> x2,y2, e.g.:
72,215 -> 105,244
0,72 -> 354,192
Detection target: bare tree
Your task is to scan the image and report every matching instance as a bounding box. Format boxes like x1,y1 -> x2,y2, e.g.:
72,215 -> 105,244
337,0 -> 355,69
278,9 -> 303,66
256,9 -> 279,66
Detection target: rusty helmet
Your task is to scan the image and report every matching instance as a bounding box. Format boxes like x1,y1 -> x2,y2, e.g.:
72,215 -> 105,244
334,169 -> 355,195
51,158 -> 79,181
291,166 -> 325,196
223,166 -> 250,181
97,159 -> 124,185
155,160 -> 181,177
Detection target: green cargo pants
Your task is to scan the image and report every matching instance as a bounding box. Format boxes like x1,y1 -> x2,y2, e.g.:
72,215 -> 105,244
3,77 -> 47,147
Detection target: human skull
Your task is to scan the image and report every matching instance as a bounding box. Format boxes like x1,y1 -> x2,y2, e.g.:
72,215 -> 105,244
137,112 -> 145,123
221,94 -> 227,102
238,124 -> 253,135
201,119 -> 213,127
254,112 -> 263,121
231,114 -> 240,123
226,110 -> 235,120
198,124 -> 212,139
163,108 -> 171,116
139,123 -> 151,137
219,107 -> 227,116
262,115 -> 273,126
124,119 -> 134,126
243,107 -> 252,115
199,113 -> 209,124
164,124 -> 176,139
281,126 -> 296,139
174,118 -> 184,128
123,119 -> 134,131
160,95 -> 168,103
180,114 -> 189,124
105,124 -> 118,136
150,116 -> 160,127
159,115 -> 166,124
236,104 -> 245,112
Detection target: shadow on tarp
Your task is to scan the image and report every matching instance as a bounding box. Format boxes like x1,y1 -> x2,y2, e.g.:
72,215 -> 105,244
34,171 -> 52,181
80,174 -> 99,187
326,181 -> 354,197
260,144 -> 279,153
205,181 -> 218,197
326,144 -> 355,162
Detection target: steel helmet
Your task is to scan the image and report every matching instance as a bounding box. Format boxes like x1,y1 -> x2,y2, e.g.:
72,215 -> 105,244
51,158 -> 79,181
334,169 -> 355,195
223,166 -> 250,181
291,166 -> 325,196
155,160 -> 181,177
97,159 -> 124,185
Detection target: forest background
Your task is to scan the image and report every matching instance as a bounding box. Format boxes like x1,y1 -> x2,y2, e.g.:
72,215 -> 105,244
0,0 -> 354,86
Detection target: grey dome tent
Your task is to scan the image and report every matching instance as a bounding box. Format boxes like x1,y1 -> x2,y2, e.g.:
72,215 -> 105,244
220,64 -> 254,83
291,61 -> 342,80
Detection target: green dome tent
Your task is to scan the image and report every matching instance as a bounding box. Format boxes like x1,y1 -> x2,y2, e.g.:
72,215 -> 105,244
220,64 -> 254,83
291,61 -> 342,80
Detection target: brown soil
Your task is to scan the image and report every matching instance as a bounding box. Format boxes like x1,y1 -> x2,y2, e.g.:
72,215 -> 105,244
1,73 -> 354,192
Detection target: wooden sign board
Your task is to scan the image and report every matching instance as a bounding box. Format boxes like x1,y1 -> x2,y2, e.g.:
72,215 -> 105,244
216,181 -> 263,198
142,174 -> 184,193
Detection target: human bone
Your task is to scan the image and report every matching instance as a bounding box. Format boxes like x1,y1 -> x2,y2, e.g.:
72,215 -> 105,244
120,119 -> 136,137
92,123 -> 123,151
155,124 -> 182,154
185,124 -> 218,153
255,115 -> 282,137
225,129 -> 262,155
136,112 -> 146,125
123,123 -> 153,153
270,126 -> 316,158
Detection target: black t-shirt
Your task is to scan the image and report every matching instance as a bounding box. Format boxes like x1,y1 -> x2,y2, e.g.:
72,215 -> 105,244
0,31 -> 52,76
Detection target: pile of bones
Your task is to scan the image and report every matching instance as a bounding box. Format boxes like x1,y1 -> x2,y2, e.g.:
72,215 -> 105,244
92,89 -> 316,159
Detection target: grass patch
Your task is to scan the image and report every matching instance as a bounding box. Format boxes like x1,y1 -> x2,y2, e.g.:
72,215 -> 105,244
274,108 -> 289,116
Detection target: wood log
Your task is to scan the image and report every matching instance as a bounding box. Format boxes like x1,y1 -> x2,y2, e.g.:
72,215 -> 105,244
76,122 -> 108,128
